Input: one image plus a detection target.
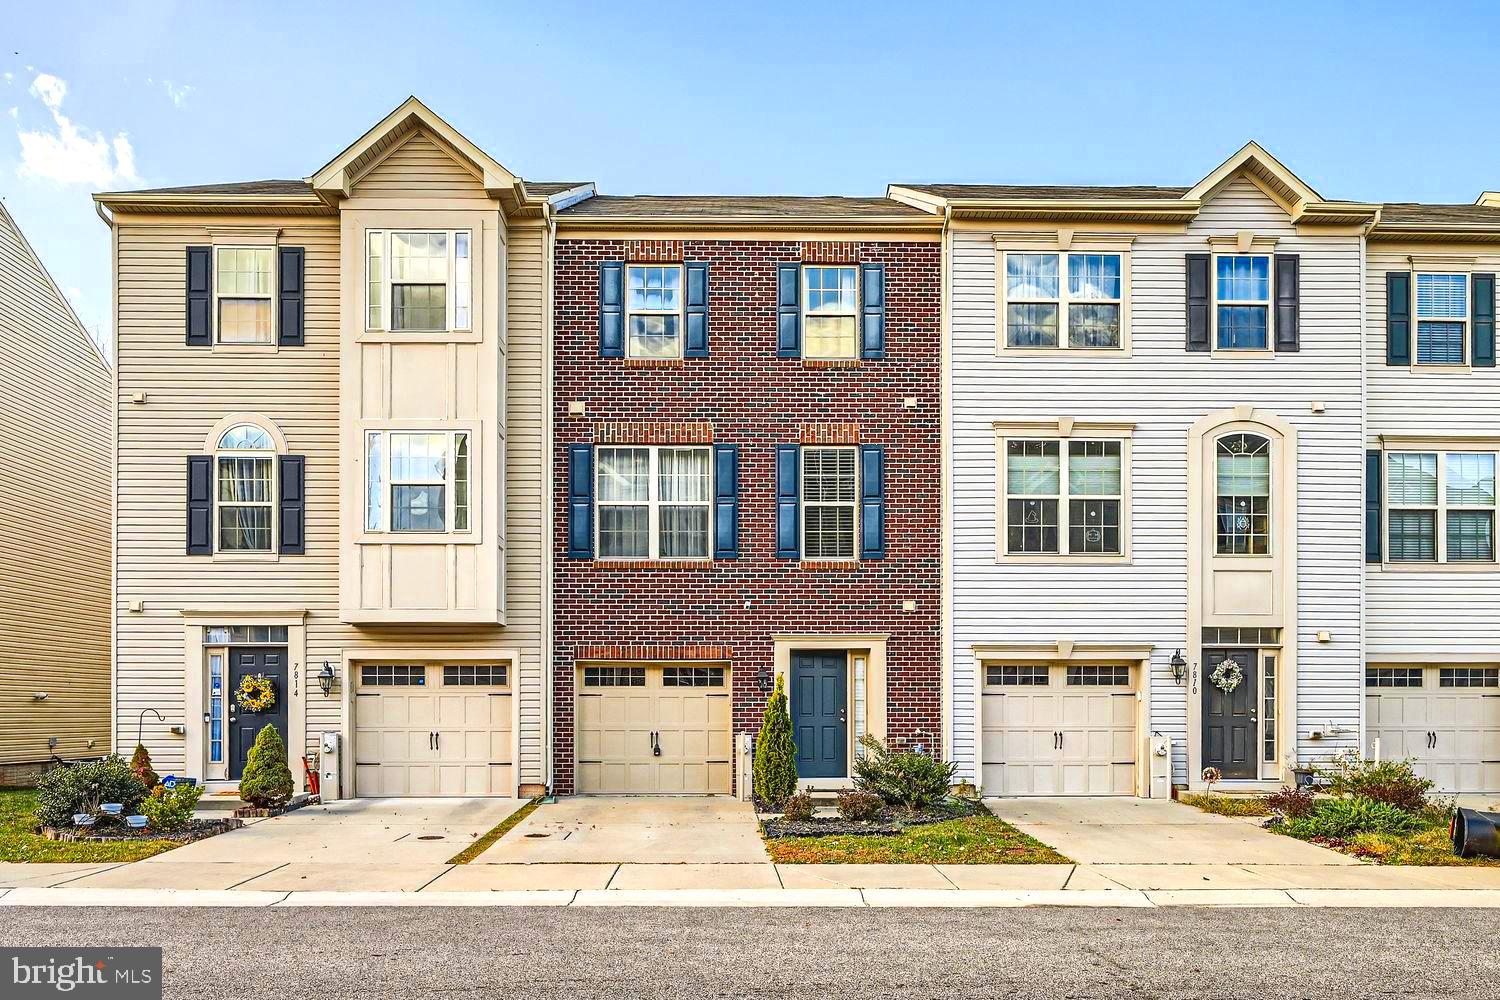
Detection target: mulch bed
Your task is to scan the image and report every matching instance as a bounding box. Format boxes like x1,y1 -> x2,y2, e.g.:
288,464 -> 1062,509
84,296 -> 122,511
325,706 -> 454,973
761,797 -> 985,839
39,817 -> 242,843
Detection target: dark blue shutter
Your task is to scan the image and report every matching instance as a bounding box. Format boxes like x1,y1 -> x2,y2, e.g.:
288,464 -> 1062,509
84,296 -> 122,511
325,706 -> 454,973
567,445 -> 594,558
859,445 -> 886,560
599,262 -> 624,358
1473,273 -> 1495,368
685,262 -> 709,358
860,262 -> 885,359
278,455 -> 306,555
1274,254 -> 1299,352
1386,272 -> 1411,366
777,264 -> 801,358
1366,449 -> 1383,564
186,455 -> 213,554
278,246 -> 305,347
186,247 -> 212,346
775,445 -> 800,558
713,444 -> 738,559
1185,254 -> 1210,352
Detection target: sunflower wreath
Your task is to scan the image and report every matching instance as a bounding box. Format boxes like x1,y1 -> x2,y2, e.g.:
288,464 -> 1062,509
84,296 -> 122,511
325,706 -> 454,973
235,673 -> 277,713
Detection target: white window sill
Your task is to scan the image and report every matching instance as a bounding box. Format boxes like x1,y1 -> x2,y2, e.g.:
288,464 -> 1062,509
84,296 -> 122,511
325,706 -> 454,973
996,345 -> 1129,358
210,552 -> 280,563
211,343 -> 279,355
355,533 -> 482,546
995,554 -> 1130,565
1375,560 -> 1499,572
1405,363 -> 1475,375
358,328 -> 480,344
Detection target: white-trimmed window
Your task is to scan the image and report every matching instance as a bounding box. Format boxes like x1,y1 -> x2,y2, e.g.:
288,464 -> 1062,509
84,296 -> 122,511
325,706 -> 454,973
1003,252 -> 1123,349
215,247 -> 274,344
1387,450 -> 1496,563
364,430 -> 471,534
1214,254 -> 1271,350
802,446 -> 858,559
365,230 -> 472,332
626,265 -> 683,358
596,446 -> 711,559
1415,273 -> 1468,366
215,423 -> 276,551
1215,433 -> 1271,555
1003,438 -> 1124,555
803,266 -> 858,359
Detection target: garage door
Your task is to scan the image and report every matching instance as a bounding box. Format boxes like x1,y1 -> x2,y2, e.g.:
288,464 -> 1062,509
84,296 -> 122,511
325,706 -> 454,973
576,665 -> 731,794
981,664 -> 1136,796
1365,665 -> 1500,794
354,664 -> 513,797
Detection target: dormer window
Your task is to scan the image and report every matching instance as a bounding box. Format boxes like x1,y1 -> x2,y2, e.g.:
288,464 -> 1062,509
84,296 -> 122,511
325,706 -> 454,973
366,230 -> 472,333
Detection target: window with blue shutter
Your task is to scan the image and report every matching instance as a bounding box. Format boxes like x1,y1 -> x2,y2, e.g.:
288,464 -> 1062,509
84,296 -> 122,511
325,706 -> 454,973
278,246 -> 305,347
1366,449 -> 1383,563
568,445 -> 594,558
713,444 -> 738,558
685,262 -> 709,358
777,264 -> 801,357
775,445 -> 800,558
1386,271 -> 1412,366
860,262 -> 885,359
1473,273 -> 1495,368
859,445 -> 886,560
186,247 -> 212,346
1185,254 -> 1210,352
186,455 -> 213,554
599,262 -> 624,358
278,455 -> 306,554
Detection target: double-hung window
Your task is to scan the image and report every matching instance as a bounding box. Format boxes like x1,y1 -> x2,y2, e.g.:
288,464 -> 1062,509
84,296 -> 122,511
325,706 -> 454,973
625,265 -> 683,358
1003,438 -> 1124,555
1415,273 -> 1467,365
215,247 -> 274,344
1004,252 -> 1124,349
1387,450 -> 1496,562
1215,433 -> 1271,554
1215,255 -> 1271,350
803,266 -> 858,359
364,430 -> 471,534
215,423 -> 276,551
596,446 -> 711,559
802,447 -> 858,559
366,230 -> 472,332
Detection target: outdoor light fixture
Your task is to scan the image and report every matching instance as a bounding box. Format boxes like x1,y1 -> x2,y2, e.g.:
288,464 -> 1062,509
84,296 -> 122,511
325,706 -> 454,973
1170,650 -> 1187,685
757,664 -> 771,692
317,661 -> 337,698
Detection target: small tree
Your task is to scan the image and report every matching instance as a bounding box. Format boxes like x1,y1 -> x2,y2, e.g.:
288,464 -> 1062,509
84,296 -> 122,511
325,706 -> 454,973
130,743 -> 159,789
753,674 -> 799,807
238,725 -> 295,809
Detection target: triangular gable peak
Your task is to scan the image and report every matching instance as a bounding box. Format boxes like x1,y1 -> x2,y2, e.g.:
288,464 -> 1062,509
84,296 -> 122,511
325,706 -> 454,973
308,96 -> 527,211
1186,141 -> 1340,223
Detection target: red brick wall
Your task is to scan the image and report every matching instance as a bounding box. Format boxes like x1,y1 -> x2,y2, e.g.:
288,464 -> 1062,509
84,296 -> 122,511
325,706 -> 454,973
551,238 -> 942,794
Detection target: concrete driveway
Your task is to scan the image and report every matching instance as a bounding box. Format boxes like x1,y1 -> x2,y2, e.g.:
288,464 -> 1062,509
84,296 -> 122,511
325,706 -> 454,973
476,796 -> 769,864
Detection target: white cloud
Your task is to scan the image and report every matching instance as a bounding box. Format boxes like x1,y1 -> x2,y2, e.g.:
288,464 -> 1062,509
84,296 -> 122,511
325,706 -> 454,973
3,72 -> 13,84
161,80 -> 193,108
15,73 -> 138,187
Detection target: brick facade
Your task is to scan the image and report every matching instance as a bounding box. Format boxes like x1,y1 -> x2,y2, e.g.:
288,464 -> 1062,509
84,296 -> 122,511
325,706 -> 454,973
551,237 -> 942,794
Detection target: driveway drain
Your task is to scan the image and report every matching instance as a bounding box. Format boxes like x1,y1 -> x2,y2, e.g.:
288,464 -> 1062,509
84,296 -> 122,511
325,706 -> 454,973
525,832 -> 550,839
417,835 -> 444,841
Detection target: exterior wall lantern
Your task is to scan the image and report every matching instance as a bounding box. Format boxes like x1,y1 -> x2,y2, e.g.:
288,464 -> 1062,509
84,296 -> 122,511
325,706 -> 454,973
317,661 -> 338,698
1170,650 -> 1188,686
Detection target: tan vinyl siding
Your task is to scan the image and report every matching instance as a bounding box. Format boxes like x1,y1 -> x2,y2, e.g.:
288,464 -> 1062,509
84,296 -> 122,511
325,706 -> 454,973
0,205 -> 112,766
351,132 -> 485,200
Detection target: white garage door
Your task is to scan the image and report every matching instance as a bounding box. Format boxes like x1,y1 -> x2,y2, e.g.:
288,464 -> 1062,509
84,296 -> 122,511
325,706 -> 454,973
354,664 -> 513,797
1365,665 -> 1500,794
576,664 -> 731,794
981,664 -> 1137,796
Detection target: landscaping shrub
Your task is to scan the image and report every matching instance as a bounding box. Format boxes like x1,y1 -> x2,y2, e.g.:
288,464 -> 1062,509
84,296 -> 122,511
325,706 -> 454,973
852,735 -> 957,811
141,782 -> 203,833
781,791 -> 815,822
238,726 -> 295,809
130,743 -> 159,790
33,755 -> 146,829
1265,784 -> 1317,819
753,675 -> 799,808
1281,795 -> 1423,841
836,788 -> 884,822
1318,752 -> 1433,814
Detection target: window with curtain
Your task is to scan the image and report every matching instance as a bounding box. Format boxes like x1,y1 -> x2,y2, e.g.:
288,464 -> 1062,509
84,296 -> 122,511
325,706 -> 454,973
1215,255 -> 1271,350
1215,433 -> 1270,554
1003,252 -> 1124,350
626,265 -> 683,358
1004,438 -> 1124,555
802,447 -> 858,558
364,230 -> 471,333
215,423 -> 275,551
803,266 -> 858,359
1388,450 -> 1495,562
1415,273 -> 1467,365
363,429 -> 471,534
215,247 -> 274,344
596,446 -> 711,559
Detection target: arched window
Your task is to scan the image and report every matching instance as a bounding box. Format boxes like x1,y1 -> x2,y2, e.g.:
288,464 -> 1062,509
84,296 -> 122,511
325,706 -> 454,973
1216,433 -> 1271,555
215,423 -> 276,551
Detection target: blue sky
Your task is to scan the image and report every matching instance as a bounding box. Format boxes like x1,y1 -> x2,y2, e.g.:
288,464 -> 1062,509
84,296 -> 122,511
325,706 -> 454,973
4,1 -> 1500,351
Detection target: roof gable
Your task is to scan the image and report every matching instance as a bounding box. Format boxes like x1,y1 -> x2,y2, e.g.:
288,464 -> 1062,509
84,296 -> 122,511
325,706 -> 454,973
1185,141 -> 1321,216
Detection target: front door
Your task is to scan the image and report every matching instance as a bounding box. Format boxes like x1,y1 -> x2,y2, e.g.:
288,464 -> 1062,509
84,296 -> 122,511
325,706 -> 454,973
1202,649 -> 1257,779
792,652 -> 848,778
229,647 -> 288,780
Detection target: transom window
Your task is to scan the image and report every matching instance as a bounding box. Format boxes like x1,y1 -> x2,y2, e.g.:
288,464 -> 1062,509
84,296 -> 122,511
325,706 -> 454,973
1215,433 -> 1271,555
1003,252 -> 1123,349
1215,255 -> 1271,350
596,446 -> 711,559
361,665 -> 426,686
364,430 -> 471,534
1066,665 -> 1130,686
583,666 -> 646,687
626,265 -> 682,358
1003,439 -> 1124,556
443,664 -> 508,686
662,666 -> 726,687
1365,666 -> 1424,688
365,230 -> 472,333
215,247 -> 274,345
205,625 -> 288,645
803,266 -> 858,359
985,664 -> 1049,686
1415,273 -> 1467,366
1440,667 -> 1500,688
1387,450 -> 1496,563
215,423 -> 275,552
802,447 -> 858,559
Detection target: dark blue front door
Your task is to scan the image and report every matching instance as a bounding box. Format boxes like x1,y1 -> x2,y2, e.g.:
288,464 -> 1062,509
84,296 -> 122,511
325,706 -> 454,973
229,647 -> 288,780
792,652 -> 848,778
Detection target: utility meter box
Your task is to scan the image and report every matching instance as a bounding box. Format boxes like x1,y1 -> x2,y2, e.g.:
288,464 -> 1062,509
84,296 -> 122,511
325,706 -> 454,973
1149,734 -> 1172,799
319,731 -> 341,802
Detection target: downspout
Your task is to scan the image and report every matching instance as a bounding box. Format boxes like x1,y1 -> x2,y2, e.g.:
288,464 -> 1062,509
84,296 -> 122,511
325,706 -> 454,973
94,198 -> 120,757
542,204 -> 557,796
939,204 -> 955,771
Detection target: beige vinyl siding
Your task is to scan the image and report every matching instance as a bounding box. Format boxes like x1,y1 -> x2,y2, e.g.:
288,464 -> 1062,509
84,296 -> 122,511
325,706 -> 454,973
351,132 -> 485,200
0,204 -> 112,766
951,178 -> 1365,784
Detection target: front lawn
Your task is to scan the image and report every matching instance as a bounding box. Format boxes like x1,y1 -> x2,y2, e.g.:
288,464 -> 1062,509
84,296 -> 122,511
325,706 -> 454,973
764,813 -> 1070,865
1295,811 -> 1500,867
0,789 -> 181,863
1177,793 -> 1273,817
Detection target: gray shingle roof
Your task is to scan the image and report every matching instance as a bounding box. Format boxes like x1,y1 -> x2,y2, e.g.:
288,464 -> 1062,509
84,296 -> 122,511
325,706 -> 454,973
103,179 -> 314,197
896,183 -> 1191,200
1379,203 -> 1500,227
526,181 -> 590,197
558,195 -> 930,218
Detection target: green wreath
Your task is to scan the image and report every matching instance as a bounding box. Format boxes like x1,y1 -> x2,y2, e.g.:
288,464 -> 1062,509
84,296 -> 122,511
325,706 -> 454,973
235,673 -> 276,713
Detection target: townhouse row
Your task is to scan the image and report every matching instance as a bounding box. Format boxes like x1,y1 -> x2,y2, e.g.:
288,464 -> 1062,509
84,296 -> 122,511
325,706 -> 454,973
97,98 -> 1500,803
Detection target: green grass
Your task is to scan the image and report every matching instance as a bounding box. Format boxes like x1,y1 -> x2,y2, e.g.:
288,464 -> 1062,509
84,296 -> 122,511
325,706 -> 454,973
447,797 -> 541,864
1283,809 -> 1500,866
0,789 -> 181,863
764,813 -> 1071,865
1178,792 -> 1273,817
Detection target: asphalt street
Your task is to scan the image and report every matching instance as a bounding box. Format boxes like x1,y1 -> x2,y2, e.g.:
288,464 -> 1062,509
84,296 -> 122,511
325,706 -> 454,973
3,905 -> 1493,999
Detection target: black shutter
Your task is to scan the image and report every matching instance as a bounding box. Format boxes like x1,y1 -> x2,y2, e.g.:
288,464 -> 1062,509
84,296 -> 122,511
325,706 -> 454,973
567,445 -> 594,558
599,262 -> 624,358
775,445 -> 800,558
1274,254 -> 1299,352
1386,272 -> 1411,366
777,264 -> 801,358
278,246 -> 305,347
1473,273 -> 1496,368
278,455 -> 306,555
186,247 -> 212,346
860,262 -> 885,359
684,262 -> 709,358
713,444 -> 738,559
186,455 -> 213,554
1366,449 -> 1383,564
1185,253 -> 1210,352
859,445 -> 885,560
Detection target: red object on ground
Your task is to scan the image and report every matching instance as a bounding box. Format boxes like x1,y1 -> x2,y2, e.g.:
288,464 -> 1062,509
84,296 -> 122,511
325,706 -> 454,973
302,756 -> 320,797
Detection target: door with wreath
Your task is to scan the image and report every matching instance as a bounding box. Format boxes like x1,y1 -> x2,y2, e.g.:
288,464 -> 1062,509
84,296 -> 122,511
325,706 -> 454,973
229,648 -> 288,780
1202,649 -> 1257,779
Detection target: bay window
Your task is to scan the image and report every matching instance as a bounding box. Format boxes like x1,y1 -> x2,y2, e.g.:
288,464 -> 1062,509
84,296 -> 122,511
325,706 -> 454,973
1003,438 -> 1124,555
1003,252 -> 1123,350
365,229 -> 472,333
596,446 -> 711,559
364,429 -> 472,534
1388,450 -> 1496,562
